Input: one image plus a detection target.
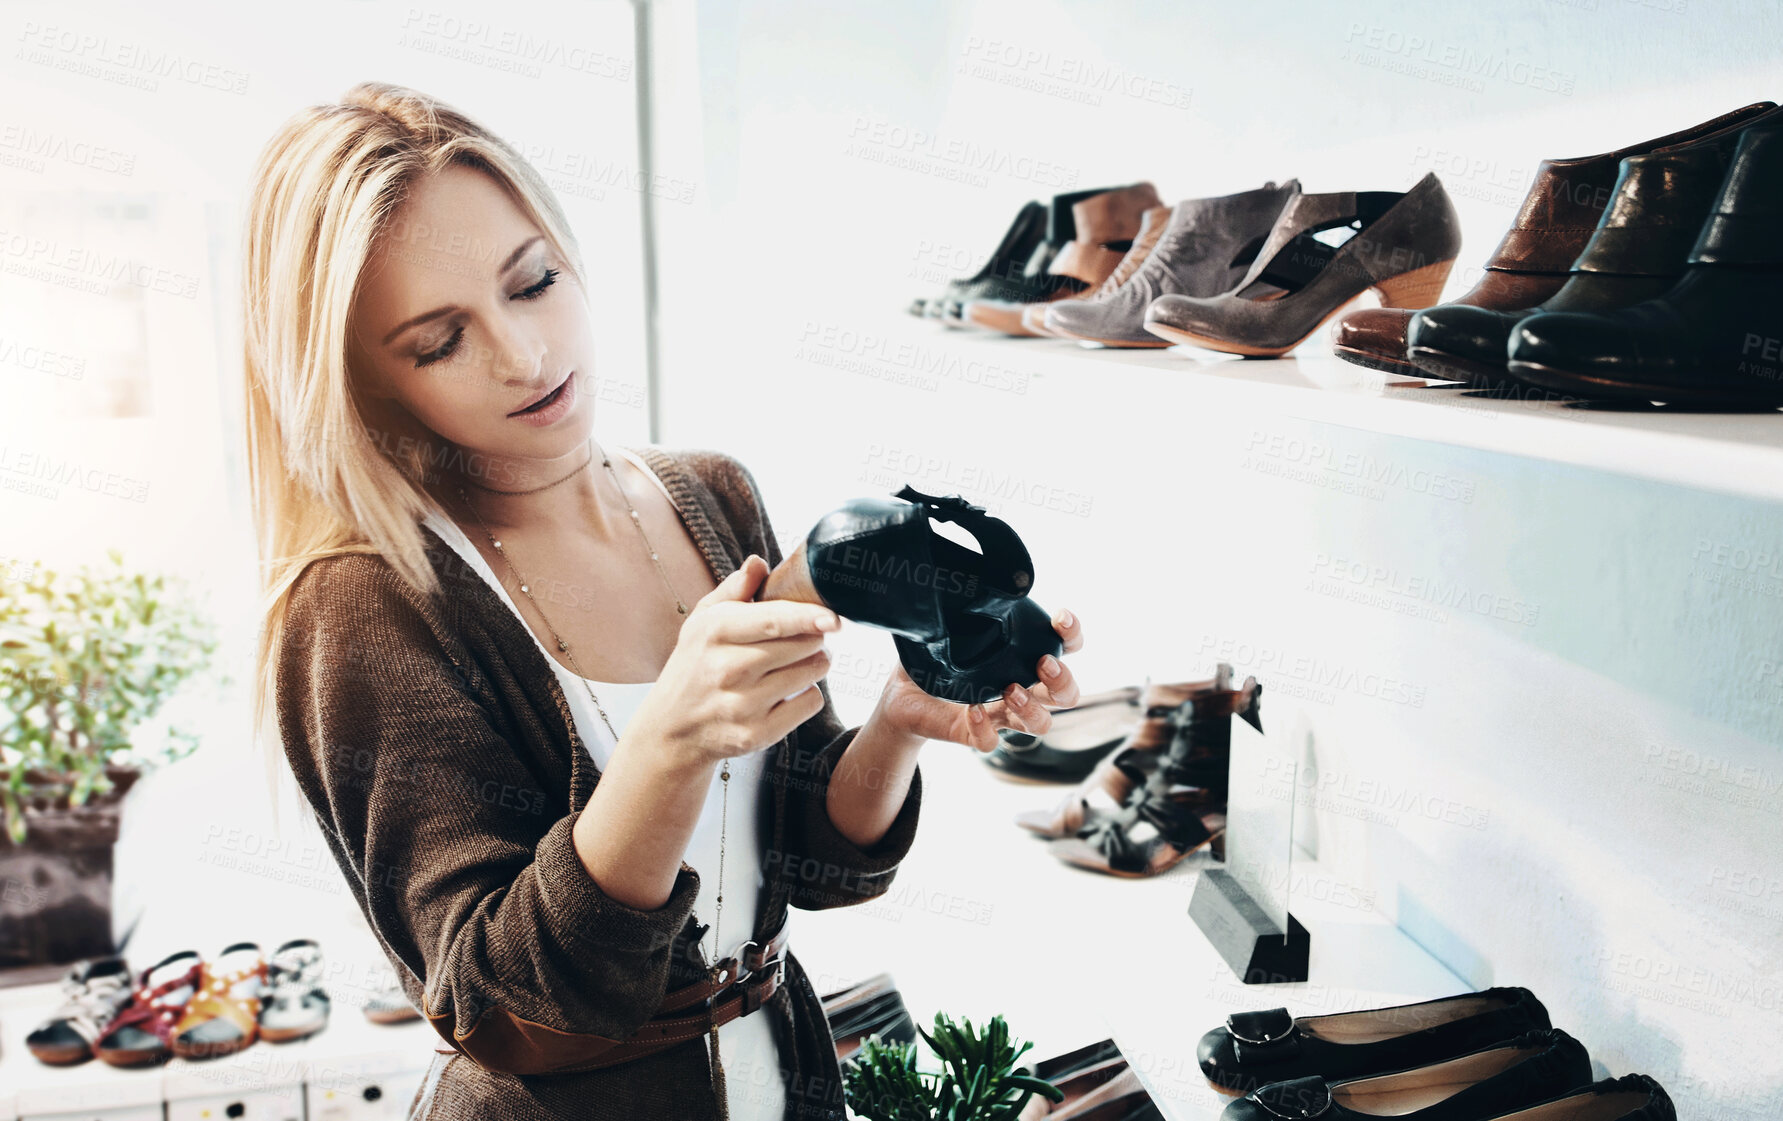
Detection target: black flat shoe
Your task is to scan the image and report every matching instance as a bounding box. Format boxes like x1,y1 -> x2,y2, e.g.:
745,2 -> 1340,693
789,485 -> 1064,704
1407,106 -> 1780,390
1507,115 -> 1783,407
819,973 -> 917,1064
1481,1076 -> 1673,1121
910,199 -> 1048,318
1222,1030 -> 1590,1121
984,685 -> 1142,783
1200,987 -> 1552,1095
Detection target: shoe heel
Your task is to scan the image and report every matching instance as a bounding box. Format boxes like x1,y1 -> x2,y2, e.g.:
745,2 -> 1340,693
1370,258 -> 1455,309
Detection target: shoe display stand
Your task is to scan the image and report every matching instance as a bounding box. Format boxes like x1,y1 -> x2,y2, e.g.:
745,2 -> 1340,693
0,980 -> 436,1121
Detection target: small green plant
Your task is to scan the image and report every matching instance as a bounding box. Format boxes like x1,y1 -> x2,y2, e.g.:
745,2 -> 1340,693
843,1012 -> 1066,1121
0,549 -> 217,842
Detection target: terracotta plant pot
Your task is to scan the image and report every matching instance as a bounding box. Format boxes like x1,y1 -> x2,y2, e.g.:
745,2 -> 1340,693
0,766 -> 140,973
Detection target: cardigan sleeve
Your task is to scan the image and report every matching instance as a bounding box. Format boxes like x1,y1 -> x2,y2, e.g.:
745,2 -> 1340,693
276,554 -> 701,1075
708,451 -> 925,911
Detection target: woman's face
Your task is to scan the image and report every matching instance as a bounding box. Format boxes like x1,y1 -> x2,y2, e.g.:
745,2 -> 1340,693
351,164 -> 596,467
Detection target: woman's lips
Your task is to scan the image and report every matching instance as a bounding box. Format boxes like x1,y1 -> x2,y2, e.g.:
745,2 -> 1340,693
509,371 -> 576,426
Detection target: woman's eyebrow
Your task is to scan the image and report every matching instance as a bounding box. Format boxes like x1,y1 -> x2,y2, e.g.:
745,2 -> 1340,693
380,235 -> 546,345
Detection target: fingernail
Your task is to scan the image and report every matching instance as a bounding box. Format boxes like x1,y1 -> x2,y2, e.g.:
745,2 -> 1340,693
1039,655 -> 1061,678
1010,685 -> 1029,707
969,705 -> 985,725
1057,608 -> 1074,628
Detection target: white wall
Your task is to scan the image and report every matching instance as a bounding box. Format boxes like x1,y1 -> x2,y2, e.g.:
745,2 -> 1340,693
645,1 -> 1783,1115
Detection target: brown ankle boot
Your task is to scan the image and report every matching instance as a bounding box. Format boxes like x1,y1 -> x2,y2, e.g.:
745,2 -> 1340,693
966,182 -> 1164,336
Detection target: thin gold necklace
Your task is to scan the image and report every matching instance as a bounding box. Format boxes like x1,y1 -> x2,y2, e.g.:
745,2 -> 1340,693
456,442 -> 733,1117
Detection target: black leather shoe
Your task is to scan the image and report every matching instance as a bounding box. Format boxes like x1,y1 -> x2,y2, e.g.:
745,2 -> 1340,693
1200,988 -> 1552,1096
1508,115 -> 1783,407
1407,106 -> 1781,389
1222,1030 -> 1590,1121
803,485 -> 1063,704
1482,1076 -> 1674,1121
909,199 -> 1047,318
818,974 -> 917,1064
984,685 -> 1142,782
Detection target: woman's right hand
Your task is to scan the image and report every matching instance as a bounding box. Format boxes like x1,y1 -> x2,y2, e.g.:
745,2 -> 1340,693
625,554 -> 838,769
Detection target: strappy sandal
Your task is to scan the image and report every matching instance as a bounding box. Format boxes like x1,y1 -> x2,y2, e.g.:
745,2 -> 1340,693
1014,669 -> 1233,839
27,955 -> 135,1065
1048,679 -> 1260,878
171,942 -> 267,1060
764,485 -> 1063,704
94,950 -> 203,1067
259,939 -> 331,1044
1145,173 -> 1461,358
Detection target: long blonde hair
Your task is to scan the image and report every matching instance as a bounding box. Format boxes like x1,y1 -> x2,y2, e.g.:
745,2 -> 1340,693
243,81 -> 584,751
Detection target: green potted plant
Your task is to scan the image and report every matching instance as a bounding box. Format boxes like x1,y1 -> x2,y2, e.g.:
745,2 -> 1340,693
843,1012 -> 1066,1121
0,549 -> 217,971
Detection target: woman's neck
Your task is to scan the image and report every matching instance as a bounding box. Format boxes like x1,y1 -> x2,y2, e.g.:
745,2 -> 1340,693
446,437 -> 627,539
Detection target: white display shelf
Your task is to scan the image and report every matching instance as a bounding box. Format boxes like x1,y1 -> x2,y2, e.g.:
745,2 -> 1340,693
789,742 -> 1467,1121
0,979 -> 435,1121
886,315 -> 1783,505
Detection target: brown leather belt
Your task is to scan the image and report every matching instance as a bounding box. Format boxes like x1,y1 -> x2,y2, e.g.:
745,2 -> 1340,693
431,920 -> 790,1072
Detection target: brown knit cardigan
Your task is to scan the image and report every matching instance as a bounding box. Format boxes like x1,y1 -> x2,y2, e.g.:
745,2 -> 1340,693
276,446 -> 923,1121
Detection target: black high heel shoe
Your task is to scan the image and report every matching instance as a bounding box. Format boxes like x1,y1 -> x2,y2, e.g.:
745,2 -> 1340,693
766,485 -> 1064,704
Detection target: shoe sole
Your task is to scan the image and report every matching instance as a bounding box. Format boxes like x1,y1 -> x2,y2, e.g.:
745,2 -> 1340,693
1207,1079 -> 1247,1098
1404,345 -> 1527,390
1052,829 -> 1225,878
1507,359 -> 1783,408
28,1044 -> 93,1065
96,1046 -> 169,1067
1332,344 -> 1426,378
1143,296 -> 1365,359
260,1021 -> 326,1044
1045,324 -> 1174,348
171,1035 -> 255,1061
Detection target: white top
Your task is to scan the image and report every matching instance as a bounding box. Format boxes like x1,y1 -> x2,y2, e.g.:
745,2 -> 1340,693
422,446 -> 785,1120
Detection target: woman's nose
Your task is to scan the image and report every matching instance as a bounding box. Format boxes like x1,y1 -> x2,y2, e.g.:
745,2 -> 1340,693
489,318 -> 547,385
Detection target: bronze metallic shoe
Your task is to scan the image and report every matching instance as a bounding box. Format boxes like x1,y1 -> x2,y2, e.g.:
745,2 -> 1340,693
1145,174 -> 1461,358
965,182 -> 1164,336
1021,204 -> 1172,337
1014,667 -> 1232,840
1045,182 -> 1300,347
1331,101 -> 1776,378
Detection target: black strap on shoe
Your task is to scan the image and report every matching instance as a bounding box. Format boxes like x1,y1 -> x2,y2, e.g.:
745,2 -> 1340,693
1252,1076 -> 1333,1120
893,485 -> 1036,594
1227,1007 -> 1301,1061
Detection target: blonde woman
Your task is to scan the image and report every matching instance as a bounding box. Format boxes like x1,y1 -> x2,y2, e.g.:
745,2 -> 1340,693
243,83 -> 1084,1121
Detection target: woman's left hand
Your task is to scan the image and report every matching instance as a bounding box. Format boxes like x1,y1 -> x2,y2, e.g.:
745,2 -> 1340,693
871,608 -> 1085,752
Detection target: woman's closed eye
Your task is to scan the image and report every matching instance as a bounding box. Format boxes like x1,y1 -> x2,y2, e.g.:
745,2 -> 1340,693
512,266 -> 558,301
415,325 -> 464,368
411,268 -> 560,368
